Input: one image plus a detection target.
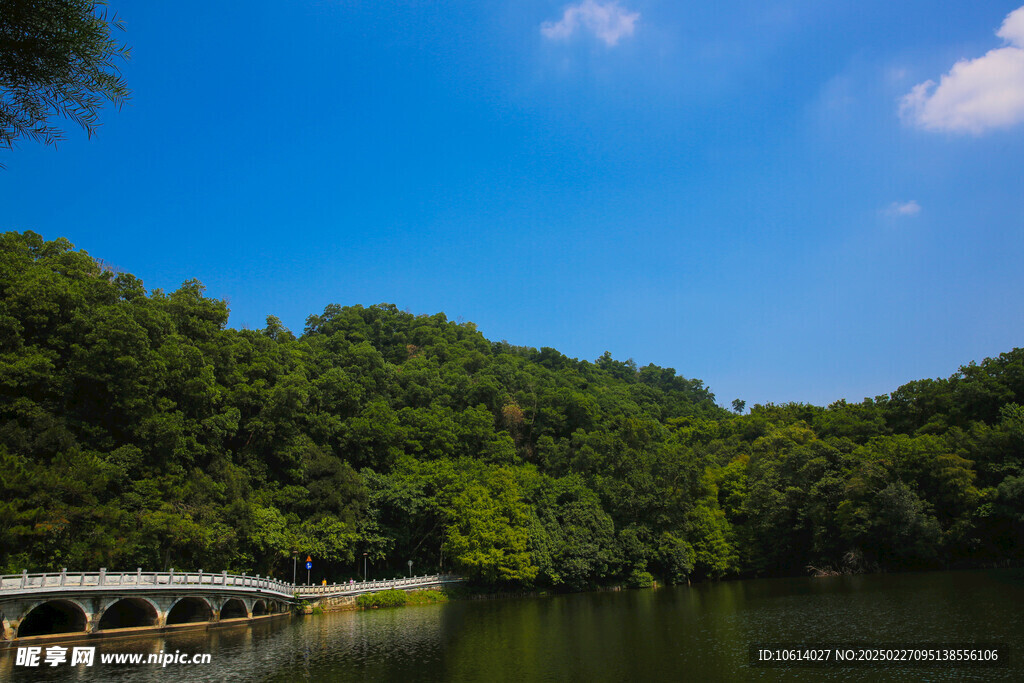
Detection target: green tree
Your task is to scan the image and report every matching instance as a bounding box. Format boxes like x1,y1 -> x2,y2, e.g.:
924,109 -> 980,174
1,0 -> 130,155
444,469 -> 538,584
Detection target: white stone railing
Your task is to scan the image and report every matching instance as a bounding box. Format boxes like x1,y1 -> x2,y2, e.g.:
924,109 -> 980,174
293,574 -> 462,597
0,570 -> 461,600
0,569 -> 293,596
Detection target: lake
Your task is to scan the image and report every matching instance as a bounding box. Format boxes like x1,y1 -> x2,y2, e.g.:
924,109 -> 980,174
2,569 -> 1021,681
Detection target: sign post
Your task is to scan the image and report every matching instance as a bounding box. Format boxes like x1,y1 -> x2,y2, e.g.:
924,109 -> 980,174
306,556 -> 312,586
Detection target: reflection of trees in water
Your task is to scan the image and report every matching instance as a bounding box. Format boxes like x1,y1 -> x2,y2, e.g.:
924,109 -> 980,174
7,573 -> 1023,682
179,607 -> 449,682
435,592 -> 722,680
311,607 -> 447,665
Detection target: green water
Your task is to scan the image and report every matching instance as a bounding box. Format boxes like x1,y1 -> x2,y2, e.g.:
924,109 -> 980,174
3,569 -> 1022,681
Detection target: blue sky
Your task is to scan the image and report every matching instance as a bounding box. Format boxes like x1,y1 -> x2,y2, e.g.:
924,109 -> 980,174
3,0 -> 1023,409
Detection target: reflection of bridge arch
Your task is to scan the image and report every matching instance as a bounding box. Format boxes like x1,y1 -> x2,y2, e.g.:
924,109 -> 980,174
166,597 -> 213,624
17,599 -> 89,637
97,597 -> 160,630
220,598 -> 248,620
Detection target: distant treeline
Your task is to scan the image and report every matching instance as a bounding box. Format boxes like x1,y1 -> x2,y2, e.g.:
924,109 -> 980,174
1,231 -> 1022,587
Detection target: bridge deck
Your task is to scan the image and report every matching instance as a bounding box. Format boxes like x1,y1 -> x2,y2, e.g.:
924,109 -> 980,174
0,570 -> 463,602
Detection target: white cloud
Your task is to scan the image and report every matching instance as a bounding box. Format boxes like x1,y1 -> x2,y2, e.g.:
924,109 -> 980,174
541,0 -> 640,47
900,6 -> 1024,134
884,200 -> 922,217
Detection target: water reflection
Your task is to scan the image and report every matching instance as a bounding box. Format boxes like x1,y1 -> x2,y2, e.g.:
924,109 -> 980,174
1,570 -> 1021,681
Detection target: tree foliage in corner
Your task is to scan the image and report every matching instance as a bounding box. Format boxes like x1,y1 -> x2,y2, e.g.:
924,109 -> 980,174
0,0 -> 130,154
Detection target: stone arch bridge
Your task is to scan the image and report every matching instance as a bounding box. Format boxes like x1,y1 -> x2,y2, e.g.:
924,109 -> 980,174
1,569 -> 462,642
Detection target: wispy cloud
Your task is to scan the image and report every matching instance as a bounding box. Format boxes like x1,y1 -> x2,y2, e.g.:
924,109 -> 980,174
900,5 -> 1024,134
541,0 -> 640,47
884,200 -> 922,217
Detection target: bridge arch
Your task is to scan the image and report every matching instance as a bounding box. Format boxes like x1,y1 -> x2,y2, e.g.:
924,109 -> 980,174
97,597 -> 159,631
219,598 -> 248,620
17,599 -> 88,638
252,599 -> 268,616
166,597 -> 213,625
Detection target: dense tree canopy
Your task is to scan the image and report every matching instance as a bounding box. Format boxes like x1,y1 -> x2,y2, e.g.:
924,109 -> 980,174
2,231 -> 1023,586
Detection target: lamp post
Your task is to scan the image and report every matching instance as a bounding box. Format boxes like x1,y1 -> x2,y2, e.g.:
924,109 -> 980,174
408,560 -> 413,577
363,552 -> 368,581
292,550 -> 297,586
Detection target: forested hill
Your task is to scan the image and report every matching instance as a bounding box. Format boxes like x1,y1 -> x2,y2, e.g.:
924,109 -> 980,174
2,231 -> 1023,587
